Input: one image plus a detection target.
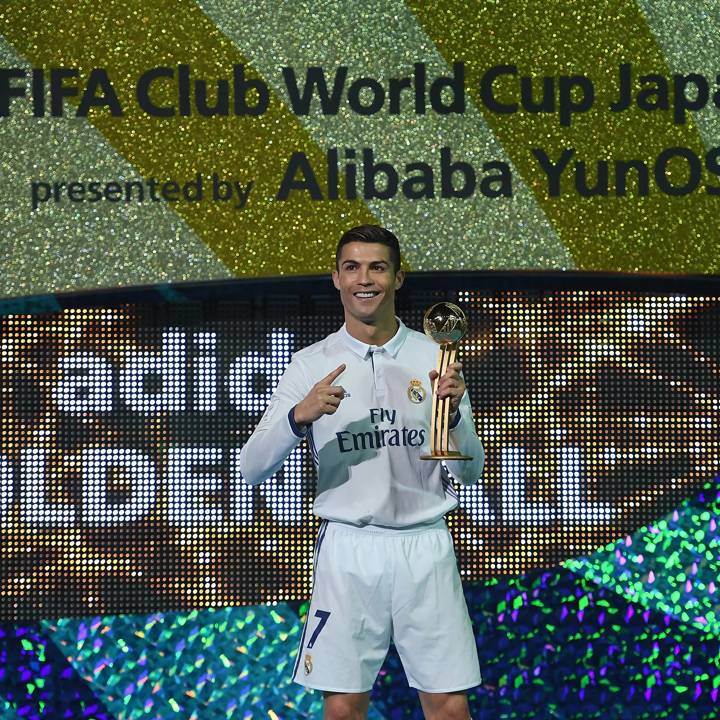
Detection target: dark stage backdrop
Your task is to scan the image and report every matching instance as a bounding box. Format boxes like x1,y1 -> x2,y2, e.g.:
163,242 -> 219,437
0,273 -> 719,718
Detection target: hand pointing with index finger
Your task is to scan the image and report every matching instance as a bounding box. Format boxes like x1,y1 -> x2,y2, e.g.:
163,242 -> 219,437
293,363 -> 347,427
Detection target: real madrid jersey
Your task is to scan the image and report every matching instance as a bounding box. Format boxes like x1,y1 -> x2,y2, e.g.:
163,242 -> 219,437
238,319 -> 484,528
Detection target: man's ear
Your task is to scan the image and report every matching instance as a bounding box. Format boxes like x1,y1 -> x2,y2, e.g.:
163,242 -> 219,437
332,269 -> 340,290
395,269 -> 405,290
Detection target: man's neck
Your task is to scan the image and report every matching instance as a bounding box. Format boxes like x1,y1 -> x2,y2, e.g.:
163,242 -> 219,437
345,315 -> 399,346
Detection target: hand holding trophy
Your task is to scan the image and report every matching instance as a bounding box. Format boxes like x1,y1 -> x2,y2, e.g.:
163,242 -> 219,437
420,301 -> 473,461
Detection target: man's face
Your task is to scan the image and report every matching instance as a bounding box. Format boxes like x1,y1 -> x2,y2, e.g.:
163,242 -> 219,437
332,242 -> 404,326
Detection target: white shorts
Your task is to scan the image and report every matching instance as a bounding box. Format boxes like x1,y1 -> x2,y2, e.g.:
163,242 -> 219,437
291,518 -> 482,694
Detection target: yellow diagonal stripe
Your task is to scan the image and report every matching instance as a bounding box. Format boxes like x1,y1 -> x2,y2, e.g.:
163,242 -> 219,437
0,0 -> 375,277
408,1 -> 719,273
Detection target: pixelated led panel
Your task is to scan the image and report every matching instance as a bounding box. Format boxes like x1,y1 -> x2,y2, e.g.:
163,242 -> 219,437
43,605 -> 323,719
0,305 -> 323,621
446,291 -> 720,578
0,284 -> 719,620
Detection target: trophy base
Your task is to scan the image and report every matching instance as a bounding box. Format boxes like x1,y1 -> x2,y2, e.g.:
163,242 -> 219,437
420,452 -> 473,461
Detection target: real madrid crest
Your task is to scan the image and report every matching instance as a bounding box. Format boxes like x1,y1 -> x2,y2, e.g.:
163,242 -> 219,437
304,653 -> 313,675
407,378 -> 426,404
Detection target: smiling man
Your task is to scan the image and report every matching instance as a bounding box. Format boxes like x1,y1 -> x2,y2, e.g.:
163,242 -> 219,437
239,225 -> 484,720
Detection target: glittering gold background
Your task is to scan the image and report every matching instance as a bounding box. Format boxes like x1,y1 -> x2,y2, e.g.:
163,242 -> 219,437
2,0 -> 719,302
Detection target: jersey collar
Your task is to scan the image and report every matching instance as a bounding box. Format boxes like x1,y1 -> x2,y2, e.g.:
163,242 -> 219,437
339,317 -> 409,359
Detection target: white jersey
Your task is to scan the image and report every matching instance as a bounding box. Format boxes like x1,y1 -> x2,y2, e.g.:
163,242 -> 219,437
238,319 -> 484,527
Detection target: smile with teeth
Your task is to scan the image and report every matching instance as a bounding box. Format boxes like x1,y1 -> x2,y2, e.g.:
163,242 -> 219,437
354,291 -> 379,298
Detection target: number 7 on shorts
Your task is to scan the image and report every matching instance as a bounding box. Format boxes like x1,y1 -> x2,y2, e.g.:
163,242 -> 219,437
307,610 -> 331,649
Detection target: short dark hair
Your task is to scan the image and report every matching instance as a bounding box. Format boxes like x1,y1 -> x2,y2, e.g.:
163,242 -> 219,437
335,225 -> 402,272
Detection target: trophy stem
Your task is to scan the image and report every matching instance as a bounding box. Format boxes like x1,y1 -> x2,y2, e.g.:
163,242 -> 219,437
431,343 -> 456,455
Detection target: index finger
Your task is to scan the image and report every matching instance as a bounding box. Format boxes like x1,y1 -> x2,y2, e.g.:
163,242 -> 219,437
319,363 -> 346,385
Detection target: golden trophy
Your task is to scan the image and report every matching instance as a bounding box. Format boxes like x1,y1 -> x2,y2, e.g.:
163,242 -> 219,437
421,302 -> 472,461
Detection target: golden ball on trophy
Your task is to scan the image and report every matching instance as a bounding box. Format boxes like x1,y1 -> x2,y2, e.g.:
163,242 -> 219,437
423,301 -> 468,344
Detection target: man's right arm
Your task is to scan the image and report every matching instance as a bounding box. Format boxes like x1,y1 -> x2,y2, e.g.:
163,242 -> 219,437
238,361 -> 347,486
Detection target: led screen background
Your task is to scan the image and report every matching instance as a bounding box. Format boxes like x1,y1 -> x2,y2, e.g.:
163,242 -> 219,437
1,275 -> 719,623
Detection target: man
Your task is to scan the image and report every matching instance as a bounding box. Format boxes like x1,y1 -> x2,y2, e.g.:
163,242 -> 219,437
239,225 -> 483,720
